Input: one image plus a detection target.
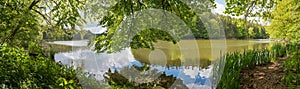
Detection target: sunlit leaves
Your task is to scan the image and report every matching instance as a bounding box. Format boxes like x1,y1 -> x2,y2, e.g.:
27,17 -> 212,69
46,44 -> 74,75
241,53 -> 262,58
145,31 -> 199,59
0,46 -> 82,88
267,0 -> 300,43
0,0 -> 86,47
224,0 -> 278,20
274,44 -> 300,88
89,0 -> 215,53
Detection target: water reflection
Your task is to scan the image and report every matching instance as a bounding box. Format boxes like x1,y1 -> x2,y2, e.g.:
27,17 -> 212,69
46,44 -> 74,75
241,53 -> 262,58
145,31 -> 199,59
55,49 -> 135,81
53,40 -> 273,89
132,50 -> 211,69
104,65 -> 189,89
55,48 -> 214,89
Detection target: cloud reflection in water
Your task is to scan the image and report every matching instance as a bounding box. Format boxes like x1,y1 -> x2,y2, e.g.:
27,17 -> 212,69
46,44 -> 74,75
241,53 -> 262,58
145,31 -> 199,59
55,48 -> 213,89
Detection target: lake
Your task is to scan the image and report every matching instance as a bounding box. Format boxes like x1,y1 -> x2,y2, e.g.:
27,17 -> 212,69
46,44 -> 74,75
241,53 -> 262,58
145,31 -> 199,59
52,39 -> 273,88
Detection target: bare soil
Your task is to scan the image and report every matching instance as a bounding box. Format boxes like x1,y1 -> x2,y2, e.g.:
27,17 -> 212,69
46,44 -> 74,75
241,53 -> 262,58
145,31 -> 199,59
240,59 -> 287,89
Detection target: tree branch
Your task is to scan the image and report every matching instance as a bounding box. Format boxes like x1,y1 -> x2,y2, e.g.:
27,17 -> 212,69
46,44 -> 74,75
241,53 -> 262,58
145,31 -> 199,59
32,9 -> 51,25
244,1 -> 256,21
1,23 -> 21,45
28,0 -> 41,10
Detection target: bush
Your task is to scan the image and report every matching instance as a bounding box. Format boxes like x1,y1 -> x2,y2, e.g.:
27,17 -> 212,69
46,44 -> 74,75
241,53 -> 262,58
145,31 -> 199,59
0,46 -> 82,89
282,43 -> 300,88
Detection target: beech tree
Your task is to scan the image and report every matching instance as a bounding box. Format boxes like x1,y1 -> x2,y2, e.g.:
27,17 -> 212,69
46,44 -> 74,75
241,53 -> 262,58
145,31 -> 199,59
267,0 -> 300,43
224,0 -> 278,21
84,0 -> 216,53
0,0 -> 86,47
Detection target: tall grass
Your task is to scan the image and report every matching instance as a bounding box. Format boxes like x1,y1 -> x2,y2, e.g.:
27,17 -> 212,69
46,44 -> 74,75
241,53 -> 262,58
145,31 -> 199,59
217,43 -> 300,89
217,49 -> 272,89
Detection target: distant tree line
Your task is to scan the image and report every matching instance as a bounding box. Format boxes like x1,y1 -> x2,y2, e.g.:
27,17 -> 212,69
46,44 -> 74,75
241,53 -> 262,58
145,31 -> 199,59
41,15 -> 269,42
42,28 -> 95,41
191,14 -> 269,39
221,15 -> 269,39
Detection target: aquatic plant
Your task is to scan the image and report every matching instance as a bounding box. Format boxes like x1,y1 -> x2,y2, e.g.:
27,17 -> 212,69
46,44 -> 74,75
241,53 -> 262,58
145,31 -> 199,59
271,43 -> 287,60
217,43 -> 300,89
217,49 -> 272,89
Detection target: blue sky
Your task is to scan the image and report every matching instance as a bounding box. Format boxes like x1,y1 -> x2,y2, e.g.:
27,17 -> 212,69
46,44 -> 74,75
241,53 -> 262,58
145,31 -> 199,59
216,0 -> 226,5
213,0 -> 226,14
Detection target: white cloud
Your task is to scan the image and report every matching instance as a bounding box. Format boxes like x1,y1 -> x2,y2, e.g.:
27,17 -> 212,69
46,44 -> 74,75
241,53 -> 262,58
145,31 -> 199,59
186,84 -> 211,89
183,65 -> 213,79
212,2 -> 225,15
55,48 -> 136,81
48,40 -> 88,46
84,26 -> 107,34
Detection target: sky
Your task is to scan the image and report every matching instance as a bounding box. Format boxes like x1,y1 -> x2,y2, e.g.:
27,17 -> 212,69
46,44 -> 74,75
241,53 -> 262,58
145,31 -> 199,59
216,0 -> 226,6
212,0 -> 226,15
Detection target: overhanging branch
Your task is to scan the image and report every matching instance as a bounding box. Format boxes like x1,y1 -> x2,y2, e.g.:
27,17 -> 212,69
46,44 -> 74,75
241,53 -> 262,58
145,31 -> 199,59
29,0 -> 41,10
32,9 -> 52,25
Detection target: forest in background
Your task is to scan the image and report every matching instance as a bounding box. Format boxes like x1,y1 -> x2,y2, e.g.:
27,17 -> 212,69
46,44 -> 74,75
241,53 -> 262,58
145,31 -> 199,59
41,13 -> 269,41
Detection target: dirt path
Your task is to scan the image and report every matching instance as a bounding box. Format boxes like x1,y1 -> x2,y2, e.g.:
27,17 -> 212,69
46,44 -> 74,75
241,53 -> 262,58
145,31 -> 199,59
240,59 -> 287,89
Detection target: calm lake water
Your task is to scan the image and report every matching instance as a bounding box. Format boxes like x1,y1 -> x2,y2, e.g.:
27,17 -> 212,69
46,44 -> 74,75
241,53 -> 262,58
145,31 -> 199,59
52,39 -> 273,89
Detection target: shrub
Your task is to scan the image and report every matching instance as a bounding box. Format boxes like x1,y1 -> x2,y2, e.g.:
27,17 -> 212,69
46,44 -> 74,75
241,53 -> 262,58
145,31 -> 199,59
0,46 -> 82,89
283,43 -> 300,88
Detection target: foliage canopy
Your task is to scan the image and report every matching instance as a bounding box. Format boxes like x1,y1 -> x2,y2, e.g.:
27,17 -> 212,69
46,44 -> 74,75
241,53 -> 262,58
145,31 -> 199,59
0,0 -> 86,47
0,46 -> 82,89
224,0 -> 278,21
85,0 -> 216,53
267,0 -> 300,43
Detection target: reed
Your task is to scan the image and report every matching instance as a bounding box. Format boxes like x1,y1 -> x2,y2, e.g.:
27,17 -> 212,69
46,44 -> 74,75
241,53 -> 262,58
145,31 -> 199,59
217,43 -> 300,89
217,49 -> 272,89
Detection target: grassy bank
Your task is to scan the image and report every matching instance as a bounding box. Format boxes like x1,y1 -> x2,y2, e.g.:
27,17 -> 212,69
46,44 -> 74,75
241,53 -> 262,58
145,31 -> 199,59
217,43 -> 300,89
217,49 -> 273,89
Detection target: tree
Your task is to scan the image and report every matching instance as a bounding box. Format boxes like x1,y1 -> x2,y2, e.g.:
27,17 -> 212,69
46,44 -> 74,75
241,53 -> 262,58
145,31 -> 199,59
218,15 -> 236,39
85,0 -> 216,53
267,0 -> 300,43
224,0 -> 278,21
0,46 -> 83,88
104,65 -> 188,89
224,0 -> 278,40
194,17 -> 208,39
248,27 -> 255,38
207,19 -> 221,39
0,0 -> 86,47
